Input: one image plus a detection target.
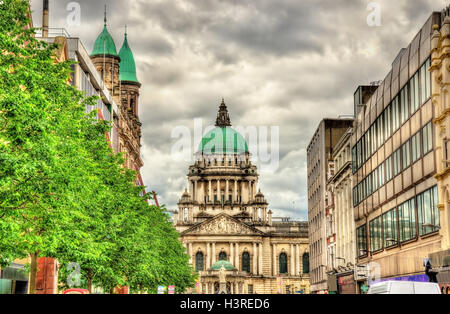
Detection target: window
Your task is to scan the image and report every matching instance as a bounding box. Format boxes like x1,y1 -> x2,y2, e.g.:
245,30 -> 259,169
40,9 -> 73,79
421,59 -> 431,104
352,146 -> 357,173
417,186 -> 440,236
286,285 -> 291,294
357,225 -> 367,257
366,127 -> 372,158
242,252 -> 250,272
371,124 -> 377,154
372,169 -> 378,191
411,132 -> 421,163
393,149 -> 401,176
302,253 -> 310,274
385,156 -> 393,182
366,173 -> 372,196
392,96 -> 400,131
422,122 -> 433,155
402,140 -> 411,169
378,162 -> 385,187
399,199 -> 416,242
400,85 -> 409,124
370,216 -> 382,252
353,187 -> 358,207
377,114 -> 384,148
279,253 -> 288,274
219,252 -> 227,261
384,105 -> 392,139
248,285 -> 253,294
195,252 -> 204,272
357,140 -> 362,169
410,71 -> 420,114
383,209 -> 398,248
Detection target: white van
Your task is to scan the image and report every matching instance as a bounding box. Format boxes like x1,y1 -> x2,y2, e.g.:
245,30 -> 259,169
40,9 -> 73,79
368,281 -> 441,294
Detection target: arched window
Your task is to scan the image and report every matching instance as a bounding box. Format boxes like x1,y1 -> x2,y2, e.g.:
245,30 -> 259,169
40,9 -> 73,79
279,253 -> 288,274
302,253 -> 310,274
242,252 -> 250,272
219,251 -> 227,261
195,252 -> 204,272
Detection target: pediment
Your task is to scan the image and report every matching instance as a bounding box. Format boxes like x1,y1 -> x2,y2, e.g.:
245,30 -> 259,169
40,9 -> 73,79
181,213 -> 265,236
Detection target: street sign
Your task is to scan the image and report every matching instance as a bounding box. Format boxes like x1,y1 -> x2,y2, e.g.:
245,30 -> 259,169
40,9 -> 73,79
157,286 -> 165,294
168,285 -> 175,294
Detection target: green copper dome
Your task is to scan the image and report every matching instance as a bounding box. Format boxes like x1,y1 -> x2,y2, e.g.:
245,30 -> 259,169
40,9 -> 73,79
91,25 -> 118,57
210,260 -> 235,271
119,32 -> 139,83
199,127 -> 248,154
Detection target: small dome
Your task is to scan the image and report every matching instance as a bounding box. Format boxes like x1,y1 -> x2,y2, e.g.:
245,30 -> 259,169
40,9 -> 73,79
119,31 -> 139,83
211,260 -> 235,271
199,127 -> 248,154
91,25 -> 118,57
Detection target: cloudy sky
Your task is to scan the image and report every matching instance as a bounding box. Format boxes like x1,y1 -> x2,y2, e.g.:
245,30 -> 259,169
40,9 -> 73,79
31,0 -> 447,220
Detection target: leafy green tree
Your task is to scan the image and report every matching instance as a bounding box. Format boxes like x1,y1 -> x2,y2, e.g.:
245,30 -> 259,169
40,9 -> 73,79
0,0 -> 194,294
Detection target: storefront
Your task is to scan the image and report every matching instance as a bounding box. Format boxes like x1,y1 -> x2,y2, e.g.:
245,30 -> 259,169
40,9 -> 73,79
337,271 -> 356,294
429,249 -> 450,294
0,263 -> 29,294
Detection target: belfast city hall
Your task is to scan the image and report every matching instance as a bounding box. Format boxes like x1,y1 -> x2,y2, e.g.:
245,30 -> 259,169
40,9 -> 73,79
173,100 -> 310,294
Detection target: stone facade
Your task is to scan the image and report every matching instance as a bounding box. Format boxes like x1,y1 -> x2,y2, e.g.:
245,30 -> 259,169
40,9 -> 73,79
326,127 -> 357,293
174,101 -> 310,294
306,119 -> 354,293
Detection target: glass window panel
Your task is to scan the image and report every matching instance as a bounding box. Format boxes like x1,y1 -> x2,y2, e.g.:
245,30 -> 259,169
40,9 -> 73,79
357,225 -> 367,257
402,140 -> 411,169
401,86 -> 409,124
392,97 -> 400,131
425,58 -> 431,100
386,156 -> 392,182
384,105 -> 392,139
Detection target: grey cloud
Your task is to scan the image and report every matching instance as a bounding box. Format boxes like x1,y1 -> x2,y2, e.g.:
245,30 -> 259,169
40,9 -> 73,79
30,0 -> 446,221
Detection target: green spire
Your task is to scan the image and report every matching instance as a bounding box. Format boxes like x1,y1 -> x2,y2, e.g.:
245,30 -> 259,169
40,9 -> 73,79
91,6 -> 118,57
119,26 -> 139,83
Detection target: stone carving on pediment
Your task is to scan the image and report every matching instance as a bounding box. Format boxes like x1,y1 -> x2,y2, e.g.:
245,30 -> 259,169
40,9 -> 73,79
190,215 -> 256,235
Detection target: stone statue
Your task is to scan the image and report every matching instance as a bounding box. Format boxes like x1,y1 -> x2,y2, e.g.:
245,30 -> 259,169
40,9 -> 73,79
219,265 -> 226,283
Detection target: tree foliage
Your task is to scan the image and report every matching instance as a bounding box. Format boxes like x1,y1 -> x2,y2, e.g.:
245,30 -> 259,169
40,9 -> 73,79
0,0 -> 195,293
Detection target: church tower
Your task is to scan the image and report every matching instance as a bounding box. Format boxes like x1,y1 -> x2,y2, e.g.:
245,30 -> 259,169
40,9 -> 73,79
90,8 -> 143,172
118,27 -> 143,171
90,7 -> 121,101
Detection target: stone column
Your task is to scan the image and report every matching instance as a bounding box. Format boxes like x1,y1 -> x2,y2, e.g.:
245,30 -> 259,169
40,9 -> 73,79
217,179 -> 220,203
226,180 -> 229,203
248,181 -> 252,202
296,244 -> 300,275
290,244 -> 295,276
189,242 -> 193,264
234,180 -> 238,203
230,243 -> 234,265
212,243 -> 216,264
206,243 -> 211,269
235,243 -> 240,270
258,242 -> 263,275
194,180 -> 197,202
209,180 -> 212,202
272,244 -> 277,276
253,243 -> 257,274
